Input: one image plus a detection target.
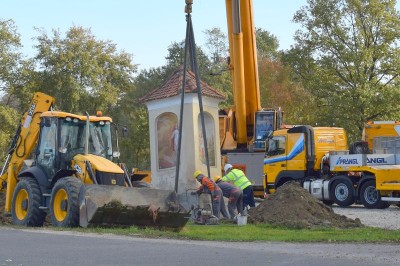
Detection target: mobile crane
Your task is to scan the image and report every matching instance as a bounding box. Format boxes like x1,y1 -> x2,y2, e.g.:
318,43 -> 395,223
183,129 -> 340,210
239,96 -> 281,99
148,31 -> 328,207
0,92 -> 188,228
219,0 -> 282,196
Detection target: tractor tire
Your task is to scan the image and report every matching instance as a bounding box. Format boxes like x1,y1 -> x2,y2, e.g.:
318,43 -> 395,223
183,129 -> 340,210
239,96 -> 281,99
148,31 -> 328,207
11,177 -> 46,226
330,179 -> 354,207
360,180 -> 390,209
50,176 -> 83,227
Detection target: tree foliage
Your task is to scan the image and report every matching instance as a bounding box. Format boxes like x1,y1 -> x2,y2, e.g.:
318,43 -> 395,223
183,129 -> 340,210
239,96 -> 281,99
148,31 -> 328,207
203,27 -> 229,66
256,28 -> 280,60
0,105 -> 19,161
258,58 -> 316,125
0,19 -> 33,108
33,26 -> 137,114
289,0 -> 400,139
0,16 -> 331,170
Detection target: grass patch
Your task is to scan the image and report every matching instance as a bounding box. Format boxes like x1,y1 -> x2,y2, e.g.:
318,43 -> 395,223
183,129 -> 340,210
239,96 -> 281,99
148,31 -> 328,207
55,222 -> 400,243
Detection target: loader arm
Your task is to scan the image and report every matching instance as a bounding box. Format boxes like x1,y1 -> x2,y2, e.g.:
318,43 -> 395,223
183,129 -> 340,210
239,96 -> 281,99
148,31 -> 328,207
0,92 -> 55,213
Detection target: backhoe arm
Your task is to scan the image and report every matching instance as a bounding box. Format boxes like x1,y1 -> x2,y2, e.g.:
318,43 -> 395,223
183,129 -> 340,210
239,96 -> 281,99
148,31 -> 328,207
0,92 -> 55,213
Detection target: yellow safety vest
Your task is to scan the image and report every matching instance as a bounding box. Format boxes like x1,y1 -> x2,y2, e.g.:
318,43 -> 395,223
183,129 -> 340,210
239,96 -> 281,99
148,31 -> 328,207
222,169 -> 251,190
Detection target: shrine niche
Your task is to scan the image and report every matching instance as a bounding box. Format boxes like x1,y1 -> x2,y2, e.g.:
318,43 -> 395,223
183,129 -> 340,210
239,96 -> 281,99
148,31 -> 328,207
197,112 -> 215,166
156,112 -> 178,169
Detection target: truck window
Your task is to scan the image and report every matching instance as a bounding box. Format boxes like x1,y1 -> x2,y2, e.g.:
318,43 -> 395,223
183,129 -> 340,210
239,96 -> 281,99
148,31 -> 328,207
266,136 -> 286,157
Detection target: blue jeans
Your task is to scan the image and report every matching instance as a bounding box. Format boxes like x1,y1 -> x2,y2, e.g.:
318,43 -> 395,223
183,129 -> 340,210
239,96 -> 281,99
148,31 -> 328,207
242,185 -> 255,209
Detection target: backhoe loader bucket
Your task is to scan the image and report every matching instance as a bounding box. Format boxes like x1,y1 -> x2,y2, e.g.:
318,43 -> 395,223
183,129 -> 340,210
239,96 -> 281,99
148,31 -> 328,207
80,185 -> 189,230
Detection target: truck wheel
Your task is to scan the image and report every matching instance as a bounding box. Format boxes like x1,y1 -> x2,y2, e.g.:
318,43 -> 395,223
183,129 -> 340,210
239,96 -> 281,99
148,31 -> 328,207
11,177 -> 46,226
50,177 -> 82,227
360,180 -> 389,209
330,179 -> 354,207
322,200 -> 334,206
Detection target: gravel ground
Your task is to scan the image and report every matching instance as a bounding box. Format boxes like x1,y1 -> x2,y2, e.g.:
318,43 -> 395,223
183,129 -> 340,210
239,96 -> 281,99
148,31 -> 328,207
332,205 -> 400,230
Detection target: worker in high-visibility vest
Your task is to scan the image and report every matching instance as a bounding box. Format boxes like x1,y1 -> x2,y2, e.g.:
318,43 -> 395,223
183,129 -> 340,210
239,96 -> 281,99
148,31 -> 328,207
192,171 -> 223,218
222,164 -> 255,210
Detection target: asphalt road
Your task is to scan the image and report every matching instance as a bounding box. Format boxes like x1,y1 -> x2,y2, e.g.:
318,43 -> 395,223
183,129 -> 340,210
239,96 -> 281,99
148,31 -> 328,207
1,227 -> 399,266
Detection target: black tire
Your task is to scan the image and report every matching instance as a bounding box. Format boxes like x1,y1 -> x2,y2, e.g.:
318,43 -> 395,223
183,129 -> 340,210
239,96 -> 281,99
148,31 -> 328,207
330,179 -> 354,207
322,200 -> 334,206
131,181 -> 151,188
50,176 -> 82,227
11,177 -> 46,226
360,180 -> 390,209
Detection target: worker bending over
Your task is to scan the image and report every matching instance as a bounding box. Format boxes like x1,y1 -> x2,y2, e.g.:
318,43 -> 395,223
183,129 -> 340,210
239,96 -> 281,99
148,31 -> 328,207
214,175 -> 243,219
192,171 -> 223,218
222,164 -> 255,210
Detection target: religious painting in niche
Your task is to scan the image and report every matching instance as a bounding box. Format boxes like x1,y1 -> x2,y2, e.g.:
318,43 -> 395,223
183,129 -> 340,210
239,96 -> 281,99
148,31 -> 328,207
157,112 -> 179,169
198,112 -> 216,166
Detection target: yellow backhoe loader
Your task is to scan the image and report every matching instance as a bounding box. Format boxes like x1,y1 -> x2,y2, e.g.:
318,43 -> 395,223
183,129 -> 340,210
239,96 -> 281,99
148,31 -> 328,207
0,92 -> 189,229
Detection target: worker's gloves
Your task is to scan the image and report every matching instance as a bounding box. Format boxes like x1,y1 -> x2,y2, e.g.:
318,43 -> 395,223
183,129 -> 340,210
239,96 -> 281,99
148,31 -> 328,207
190,191 -> 198,195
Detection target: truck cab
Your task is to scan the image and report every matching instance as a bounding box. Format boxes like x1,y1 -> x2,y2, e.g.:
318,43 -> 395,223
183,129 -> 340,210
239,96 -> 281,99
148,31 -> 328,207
264,126 -> 348,194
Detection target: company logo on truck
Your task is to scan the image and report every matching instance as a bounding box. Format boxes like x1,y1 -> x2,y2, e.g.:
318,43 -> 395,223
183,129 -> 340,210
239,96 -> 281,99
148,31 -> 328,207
317,137 -> 334,143
336,157 -> 358,165
23,99 -> 38,129
367,157 -> 387,164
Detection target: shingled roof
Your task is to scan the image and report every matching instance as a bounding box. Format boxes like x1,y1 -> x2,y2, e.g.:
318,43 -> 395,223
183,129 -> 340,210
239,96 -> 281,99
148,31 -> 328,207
140,66 -> 226,103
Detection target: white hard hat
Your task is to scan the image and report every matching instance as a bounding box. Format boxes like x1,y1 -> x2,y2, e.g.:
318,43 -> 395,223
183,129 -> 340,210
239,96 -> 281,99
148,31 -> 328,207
224,164 -> 233,172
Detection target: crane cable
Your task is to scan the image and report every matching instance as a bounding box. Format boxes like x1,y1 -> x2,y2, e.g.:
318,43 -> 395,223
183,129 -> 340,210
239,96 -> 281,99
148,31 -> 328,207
174,0 -> 211,193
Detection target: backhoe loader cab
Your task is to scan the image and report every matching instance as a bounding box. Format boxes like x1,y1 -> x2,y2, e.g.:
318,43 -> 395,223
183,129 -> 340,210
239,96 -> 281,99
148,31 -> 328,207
37,112 -> 115,179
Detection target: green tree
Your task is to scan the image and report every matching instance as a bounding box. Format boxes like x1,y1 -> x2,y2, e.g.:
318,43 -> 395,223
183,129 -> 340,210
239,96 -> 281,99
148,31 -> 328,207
0,19 -> 32,107
203,27 -> 228,66
0,105 -> 19,164
0,19 -> 32,164
256,28 -> 280,60
33,26 -> 137,114
201,28 -> 232,108
164,41 -> 212,82
289,0 -> 400,140
258,58 -> 316,125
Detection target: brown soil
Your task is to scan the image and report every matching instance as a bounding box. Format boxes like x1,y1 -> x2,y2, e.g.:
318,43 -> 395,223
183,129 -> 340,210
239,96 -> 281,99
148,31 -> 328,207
0,192 -> 11,225
248,182 -> 363,229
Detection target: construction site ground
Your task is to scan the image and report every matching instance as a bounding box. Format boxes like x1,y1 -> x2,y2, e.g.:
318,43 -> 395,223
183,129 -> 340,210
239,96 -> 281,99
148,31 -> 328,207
247,182 -> 400,230
1,183 -> 400,230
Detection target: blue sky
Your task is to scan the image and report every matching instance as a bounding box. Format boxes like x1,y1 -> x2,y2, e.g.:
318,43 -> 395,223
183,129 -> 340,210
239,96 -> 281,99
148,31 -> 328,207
1,1 -> 307,70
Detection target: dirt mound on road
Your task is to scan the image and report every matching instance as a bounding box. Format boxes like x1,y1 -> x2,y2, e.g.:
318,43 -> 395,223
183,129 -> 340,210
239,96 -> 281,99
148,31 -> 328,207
248,182 -> 362,229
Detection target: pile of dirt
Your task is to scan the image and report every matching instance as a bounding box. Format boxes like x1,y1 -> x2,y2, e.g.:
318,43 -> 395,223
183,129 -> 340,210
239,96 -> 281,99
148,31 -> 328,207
248,182 -> 363,229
